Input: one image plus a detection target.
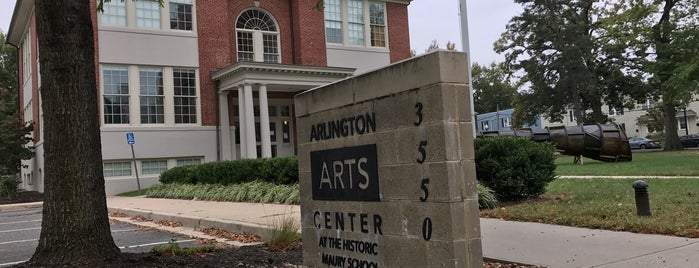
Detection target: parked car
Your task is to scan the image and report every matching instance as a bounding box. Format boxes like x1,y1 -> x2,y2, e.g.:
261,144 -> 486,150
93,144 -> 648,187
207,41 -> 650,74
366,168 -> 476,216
628,137 -> 662,149
680,134 -> 699,148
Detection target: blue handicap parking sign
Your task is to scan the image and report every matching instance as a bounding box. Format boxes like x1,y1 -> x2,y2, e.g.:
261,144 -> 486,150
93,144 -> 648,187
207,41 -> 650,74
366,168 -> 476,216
126,132 -> 135,145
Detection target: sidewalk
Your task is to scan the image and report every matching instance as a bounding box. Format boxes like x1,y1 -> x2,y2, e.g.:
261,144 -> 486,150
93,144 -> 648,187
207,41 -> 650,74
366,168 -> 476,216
106,196 -> 699,268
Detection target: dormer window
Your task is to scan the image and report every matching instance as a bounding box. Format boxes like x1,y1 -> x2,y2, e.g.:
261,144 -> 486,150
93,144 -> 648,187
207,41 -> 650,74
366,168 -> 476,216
236,9 -> 280,63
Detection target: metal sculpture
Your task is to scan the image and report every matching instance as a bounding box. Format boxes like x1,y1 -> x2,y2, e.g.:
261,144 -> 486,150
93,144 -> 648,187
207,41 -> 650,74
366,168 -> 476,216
479,123 -> 632,162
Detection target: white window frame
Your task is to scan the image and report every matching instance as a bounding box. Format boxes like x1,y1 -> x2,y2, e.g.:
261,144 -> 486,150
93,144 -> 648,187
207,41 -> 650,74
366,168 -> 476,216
501,117 -> 512,128
99,0 -> 127,26
173,68 -> 199,124
103,161 -> 133,177
101,65 -> 200,127
98,0 -> 197,33
139,67 -> 165,124
102,65 -> 131,125
324,0 -> 388,48
142,159 -> 168,175
169,0 -> 194,31
235,9 -> 281,63
136,0 -> 162,29
176,158 -> 202,167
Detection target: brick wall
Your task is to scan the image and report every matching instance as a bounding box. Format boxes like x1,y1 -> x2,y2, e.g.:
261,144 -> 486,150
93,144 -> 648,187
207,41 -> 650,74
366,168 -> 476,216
387,2 -> 411,63
290,0 -> 327,66
196,0 -> 233,126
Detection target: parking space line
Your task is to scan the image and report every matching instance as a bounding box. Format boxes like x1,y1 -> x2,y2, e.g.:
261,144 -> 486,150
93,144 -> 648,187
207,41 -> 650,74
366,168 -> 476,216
0,260 -> 28,267
119,239 -> 196,249
0,219 -> 41,225
0,227 -> 41,233
0,238 -> 37,245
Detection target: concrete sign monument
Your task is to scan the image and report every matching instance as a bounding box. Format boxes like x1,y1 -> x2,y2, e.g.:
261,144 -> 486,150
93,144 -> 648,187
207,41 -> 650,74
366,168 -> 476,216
295,51 -> 482,267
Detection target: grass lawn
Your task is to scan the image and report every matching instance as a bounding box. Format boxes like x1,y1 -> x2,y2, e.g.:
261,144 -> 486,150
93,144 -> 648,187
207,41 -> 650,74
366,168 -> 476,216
116,188 -> 149,197
556,150 -> 699,176
481,178 -> 699,237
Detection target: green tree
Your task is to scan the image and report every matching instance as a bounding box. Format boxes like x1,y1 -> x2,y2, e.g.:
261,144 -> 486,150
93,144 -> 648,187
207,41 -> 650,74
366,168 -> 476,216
29,0 -> 160,264
29,1 -> 122,264
606,0 -> 699,150
497,0 -> 648,126
472,62 -> 517,114
0,31 -> 33,176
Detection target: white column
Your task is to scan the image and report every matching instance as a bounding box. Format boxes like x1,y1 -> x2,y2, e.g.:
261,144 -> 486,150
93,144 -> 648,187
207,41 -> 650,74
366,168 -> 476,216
219,91 -> 232,160
244,84 -> 257,158
259,84 -> 272,158
237,85 -> 247,158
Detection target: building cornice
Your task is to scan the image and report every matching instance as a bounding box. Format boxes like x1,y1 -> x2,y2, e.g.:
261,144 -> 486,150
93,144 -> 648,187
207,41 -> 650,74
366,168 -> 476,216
211,61 -> 355,81
385,0 -> 412,4
6,0 -> 35,47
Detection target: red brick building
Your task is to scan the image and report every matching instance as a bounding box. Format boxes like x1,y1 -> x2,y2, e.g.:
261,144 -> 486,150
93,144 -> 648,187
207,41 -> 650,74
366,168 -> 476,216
7,0 -> 412,194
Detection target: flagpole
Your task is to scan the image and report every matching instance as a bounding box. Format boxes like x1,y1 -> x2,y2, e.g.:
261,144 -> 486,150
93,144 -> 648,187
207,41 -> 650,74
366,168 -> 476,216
458,0 -> 476,137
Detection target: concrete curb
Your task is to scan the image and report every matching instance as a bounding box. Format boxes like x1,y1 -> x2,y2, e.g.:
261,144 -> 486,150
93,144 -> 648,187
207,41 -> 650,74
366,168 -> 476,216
558,175 -> 699,179
0,201 -> 43,212
107,206 -> 273,238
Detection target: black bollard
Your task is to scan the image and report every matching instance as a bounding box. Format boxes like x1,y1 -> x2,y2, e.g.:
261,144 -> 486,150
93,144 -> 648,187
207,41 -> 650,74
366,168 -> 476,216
632,180 -> 651,216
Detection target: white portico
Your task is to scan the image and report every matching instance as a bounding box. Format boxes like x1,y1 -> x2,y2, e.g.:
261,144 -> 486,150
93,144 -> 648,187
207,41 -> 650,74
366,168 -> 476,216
212,62 -> 355,160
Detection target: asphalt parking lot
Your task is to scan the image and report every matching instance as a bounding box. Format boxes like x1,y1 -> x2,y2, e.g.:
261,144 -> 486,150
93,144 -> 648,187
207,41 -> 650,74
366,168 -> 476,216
0,208 -> 201,266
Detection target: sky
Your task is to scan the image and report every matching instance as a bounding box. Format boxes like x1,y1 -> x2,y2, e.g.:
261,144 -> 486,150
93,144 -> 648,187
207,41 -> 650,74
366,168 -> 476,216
0,0 -> 522,65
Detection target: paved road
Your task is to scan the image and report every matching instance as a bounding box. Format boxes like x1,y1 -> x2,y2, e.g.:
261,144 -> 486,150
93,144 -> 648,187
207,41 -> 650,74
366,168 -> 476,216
0,208 -> 201,266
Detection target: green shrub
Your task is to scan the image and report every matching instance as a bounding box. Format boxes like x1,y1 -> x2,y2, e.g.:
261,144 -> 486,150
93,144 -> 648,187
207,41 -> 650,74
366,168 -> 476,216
159,157 -> 298,185
150,239 -> 215,256
477,182 -> 498,209
0,175 -> 20,198
474,137 -> 556,201
159,164 -> 198,184
146,182 -> 300,204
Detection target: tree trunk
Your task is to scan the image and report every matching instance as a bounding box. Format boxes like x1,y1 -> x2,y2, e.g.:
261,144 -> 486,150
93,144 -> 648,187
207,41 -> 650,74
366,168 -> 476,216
30,1 -> 121,265
662,100 -> 682,151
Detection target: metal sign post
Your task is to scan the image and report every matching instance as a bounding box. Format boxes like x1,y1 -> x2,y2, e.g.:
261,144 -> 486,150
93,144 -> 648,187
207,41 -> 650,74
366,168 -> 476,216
126,132 -> 141,193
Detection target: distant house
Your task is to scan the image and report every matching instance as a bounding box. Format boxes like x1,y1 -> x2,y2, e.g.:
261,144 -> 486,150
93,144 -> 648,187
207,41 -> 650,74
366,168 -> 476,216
475,108 -> 541,132
539,98 -> 699,138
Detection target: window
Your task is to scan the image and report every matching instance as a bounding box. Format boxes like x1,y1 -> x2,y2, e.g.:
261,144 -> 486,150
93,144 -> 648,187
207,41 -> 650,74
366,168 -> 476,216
280,106 -> 290,117
324,0 -> 387,48
347,0 -> 364,46
608,106 -> 624,116
136,0 -> 161,28
177,158 -> 201,167
139,67 -> 164,124
104,161 -> 132,177
268,106 -> 277,117
103,66 -> 130,124
481,121 -> 489,131
641,99 -> 655,111
142,160 -> 168,175
100,0 -> 126,26
680,119 -> 687,130
173,69 -> 198,124
501,117 -> 512,128
270,122 -> 277,142
22,31 -> 31,82
369,2 -> 386,47
569,110 -> 576,122
236,9 -> 280,63
283,120 -> 290,143
170,0 -> 193,30
324,0 -> 342,44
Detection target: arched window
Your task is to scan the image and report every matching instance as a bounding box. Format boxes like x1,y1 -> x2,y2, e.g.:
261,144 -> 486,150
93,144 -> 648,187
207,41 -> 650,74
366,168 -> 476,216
236,9 -> 280,63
